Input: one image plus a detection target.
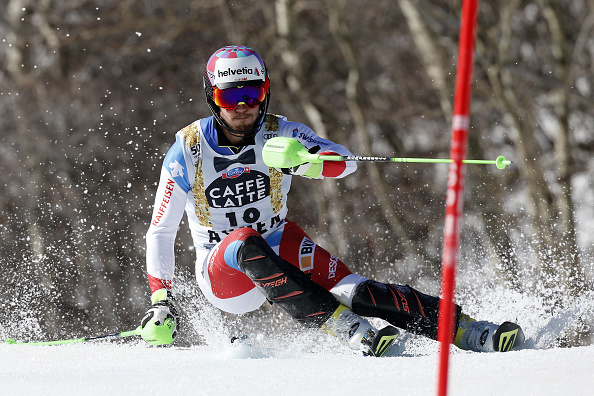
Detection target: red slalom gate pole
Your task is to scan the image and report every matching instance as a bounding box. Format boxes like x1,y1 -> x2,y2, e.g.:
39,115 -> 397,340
436,1 -> 480,395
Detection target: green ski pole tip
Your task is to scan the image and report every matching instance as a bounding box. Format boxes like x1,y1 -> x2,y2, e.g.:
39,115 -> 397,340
495,155 -> 510,170
5,338 -> 16,344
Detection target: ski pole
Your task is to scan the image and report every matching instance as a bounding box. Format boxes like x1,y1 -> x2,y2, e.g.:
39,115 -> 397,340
262,137 -> 512,170
4,327 -> 141,346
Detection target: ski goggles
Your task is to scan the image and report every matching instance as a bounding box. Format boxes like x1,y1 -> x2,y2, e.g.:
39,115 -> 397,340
213,85 -> 267,110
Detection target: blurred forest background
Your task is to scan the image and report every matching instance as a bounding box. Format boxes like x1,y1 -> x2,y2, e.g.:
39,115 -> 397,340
1,0 -> 593,346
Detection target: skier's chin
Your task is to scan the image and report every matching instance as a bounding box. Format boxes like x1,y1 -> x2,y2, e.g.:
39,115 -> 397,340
229,121 -> 256,134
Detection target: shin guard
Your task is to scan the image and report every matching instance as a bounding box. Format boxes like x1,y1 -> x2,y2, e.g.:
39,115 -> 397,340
351,280 -> 461,340
237,235 -> 340,328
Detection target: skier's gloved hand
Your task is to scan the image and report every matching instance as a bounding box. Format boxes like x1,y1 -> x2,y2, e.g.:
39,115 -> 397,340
283,161 -> 323,179
139,289 -> 178,345
277,140 -> 323,179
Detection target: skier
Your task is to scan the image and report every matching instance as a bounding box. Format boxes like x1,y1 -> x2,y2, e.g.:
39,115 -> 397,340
139,45 -> 524,356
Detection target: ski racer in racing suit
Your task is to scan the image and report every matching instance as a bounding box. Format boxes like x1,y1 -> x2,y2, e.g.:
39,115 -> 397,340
139,46 -> 525,356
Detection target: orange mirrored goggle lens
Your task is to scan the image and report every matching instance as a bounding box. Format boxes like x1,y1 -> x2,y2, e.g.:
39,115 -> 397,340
213,86 -> 267,110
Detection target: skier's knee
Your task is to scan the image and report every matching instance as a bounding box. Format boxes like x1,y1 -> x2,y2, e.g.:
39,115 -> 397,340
226,227 -> 262,241
219,227 -> 262,271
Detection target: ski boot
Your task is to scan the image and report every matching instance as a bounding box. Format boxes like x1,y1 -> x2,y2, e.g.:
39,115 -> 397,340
324,305 -> 399,357
454,313 -> 525,352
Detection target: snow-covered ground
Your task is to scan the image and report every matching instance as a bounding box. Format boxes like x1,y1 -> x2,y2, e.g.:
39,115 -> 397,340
2,225 -> 593,396
1,338 -> 593,396
3,262 -> 594,395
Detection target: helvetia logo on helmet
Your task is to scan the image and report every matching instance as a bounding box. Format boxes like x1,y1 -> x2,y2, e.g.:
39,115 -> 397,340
217,67 -> 254,78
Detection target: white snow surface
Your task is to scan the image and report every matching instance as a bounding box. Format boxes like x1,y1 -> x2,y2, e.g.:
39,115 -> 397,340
3,249 -> 593,395
3,259 -> 594,395
2,333 -> 593,395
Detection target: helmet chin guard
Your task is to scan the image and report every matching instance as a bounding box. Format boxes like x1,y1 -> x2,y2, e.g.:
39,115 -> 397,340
203,46 -> 271,139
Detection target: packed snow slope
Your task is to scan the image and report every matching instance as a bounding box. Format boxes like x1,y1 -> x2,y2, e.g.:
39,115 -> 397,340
1,339 -> 593,396
3,266 -> 594,395
2,242 -> 593,395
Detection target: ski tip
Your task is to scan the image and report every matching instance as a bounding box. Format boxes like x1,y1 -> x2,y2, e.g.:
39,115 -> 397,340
5,338 -> 16,344
370,326 -> 400,357
494,321 -> 525,352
